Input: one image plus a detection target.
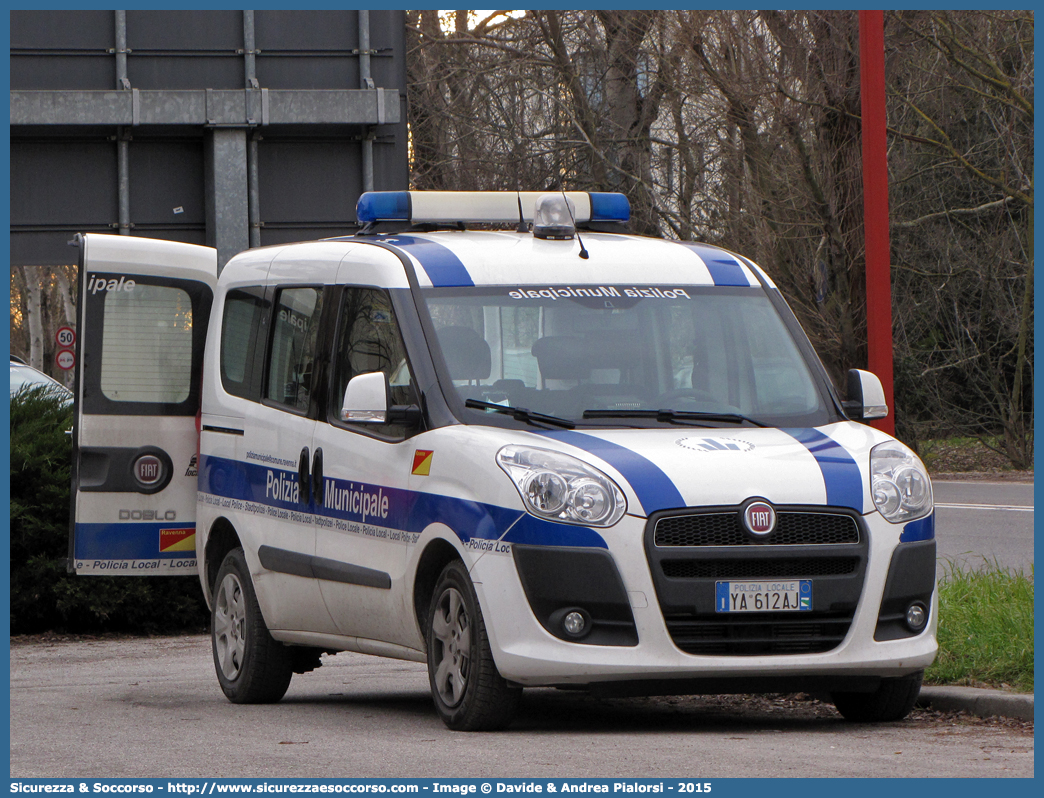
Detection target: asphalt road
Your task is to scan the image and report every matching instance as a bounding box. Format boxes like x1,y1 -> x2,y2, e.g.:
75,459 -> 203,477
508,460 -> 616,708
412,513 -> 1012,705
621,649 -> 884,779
8,635 -> 1033,779
932,480 -> 1034,575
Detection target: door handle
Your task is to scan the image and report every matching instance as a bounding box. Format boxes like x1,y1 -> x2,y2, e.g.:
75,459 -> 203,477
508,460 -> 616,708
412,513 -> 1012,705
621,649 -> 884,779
312,447 -> 324,507
298,446 -> 310,506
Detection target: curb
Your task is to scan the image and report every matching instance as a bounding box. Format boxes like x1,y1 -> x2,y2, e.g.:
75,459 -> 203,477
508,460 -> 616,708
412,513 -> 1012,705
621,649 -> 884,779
917,686 -> 1034,721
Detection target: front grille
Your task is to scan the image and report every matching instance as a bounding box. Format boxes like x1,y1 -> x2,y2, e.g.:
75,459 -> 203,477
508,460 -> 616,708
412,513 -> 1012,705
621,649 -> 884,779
645,505 -> 867,657
662,556 -> 861,580
664,613 -> 852,656
655,511 -> 860,547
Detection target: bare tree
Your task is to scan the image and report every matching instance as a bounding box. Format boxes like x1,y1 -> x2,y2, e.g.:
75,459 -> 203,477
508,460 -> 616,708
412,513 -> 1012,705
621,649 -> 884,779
405,9 -> 1032,466
887,10 -> 1033,466
10,264 -> 78,387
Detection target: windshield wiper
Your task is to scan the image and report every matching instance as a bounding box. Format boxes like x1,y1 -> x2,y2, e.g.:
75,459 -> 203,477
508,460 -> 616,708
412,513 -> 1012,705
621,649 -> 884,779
465,399 -> 576,429
582,409 -> 769,428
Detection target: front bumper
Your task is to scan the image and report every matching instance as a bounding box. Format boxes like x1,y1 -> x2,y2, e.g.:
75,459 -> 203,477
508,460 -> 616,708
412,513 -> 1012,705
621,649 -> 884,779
471,508 -> 938,687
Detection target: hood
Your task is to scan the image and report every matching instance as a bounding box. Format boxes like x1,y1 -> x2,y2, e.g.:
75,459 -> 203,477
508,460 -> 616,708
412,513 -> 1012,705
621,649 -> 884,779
532,422 -> 890,517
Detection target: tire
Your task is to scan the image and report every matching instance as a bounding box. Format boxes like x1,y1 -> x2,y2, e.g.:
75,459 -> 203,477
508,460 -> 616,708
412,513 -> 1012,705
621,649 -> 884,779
831,671 -> 923,722
426,560 -> 521,731
211,548 -> 294,704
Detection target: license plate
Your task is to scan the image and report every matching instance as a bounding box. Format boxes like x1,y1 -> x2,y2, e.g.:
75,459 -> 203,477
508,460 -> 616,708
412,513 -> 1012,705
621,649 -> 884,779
715,580 -> 812,613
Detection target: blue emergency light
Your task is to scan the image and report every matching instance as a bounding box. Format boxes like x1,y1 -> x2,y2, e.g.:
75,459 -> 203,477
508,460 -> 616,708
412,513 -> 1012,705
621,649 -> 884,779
356,191 -> 630,226
588,192 -> 631,223
356,191 -> 412,223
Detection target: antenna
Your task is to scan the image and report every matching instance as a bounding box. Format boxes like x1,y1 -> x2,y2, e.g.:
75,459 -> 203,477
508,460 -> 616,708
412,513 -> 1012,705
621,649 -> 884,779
515,193 -> 528,233
560,189 -> 590,260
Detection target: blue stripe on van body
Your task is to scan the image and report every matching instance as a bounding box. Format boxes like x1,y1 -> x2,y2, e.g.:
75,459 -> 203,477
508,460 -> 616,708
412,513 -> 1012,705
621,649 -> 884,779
74,522 -> 194,560
535,429 -> 686,515
900,513 -> 935,542
377,235 -> 474,287
197,454 -> 608,549
675,242 -> 750,286
782,428 -> 864,512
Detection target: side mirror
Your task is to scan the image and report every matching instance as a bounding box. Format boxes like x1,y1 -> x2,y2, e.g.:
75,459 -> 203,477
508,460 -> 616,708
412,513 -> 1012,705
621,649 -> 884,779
844,369 -> 888,421
341,372 -> 389,423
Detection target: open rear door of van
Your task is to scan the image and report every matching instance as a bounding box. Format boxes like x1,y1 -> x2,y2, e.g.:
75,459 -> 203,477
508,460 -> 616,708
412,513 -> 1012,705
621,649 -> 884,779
69,234 -> 216,575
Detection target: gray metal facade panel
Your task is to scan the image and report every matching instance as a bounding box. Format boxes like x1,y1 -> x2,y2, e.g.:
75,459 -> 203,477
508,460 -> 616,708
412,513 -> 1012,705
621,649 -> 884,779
9,10 -> 409,269
258,138 -> 363,224
370,58 -> 405,91
369,12 -> 409,61
254,10 -> 358,51
130,228 -> 207,246
255,57 -> 359,91
124,10 -> 243,52
10,56 -> 116,91
259,228 -> 354,247
370,10 -> 409,89
11,139 -> 118,225
371,133 -> 409,198
11,232 -> 89,267
11,10 -> 115,91
128,140 -> 206,225
10,10 -> 115,50
128,57 -> 244,91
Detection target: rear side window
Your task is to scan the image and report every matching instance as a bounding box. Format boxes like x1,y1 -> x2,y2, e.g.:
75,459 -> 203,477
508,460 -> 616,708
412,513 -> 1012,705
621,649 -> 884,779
220,289 -> 266,401
100,284 -> 193,404
265,287 -> 323,413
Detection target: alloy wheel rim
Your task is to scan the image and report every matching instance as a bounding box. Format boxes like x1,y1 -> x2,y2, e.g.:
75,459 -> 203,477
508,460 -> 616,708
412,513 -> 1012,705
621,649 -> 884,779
432,586 -> 471,707
214,573 -> 247,680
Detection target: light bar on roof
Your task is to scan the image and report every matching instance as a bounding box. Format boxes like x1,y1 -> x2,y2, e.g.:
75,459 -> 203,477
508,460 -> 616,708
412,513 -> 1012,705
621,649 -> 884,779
356,191 -> 410,223
589,192 -> 631,223
356,191 -> 630,225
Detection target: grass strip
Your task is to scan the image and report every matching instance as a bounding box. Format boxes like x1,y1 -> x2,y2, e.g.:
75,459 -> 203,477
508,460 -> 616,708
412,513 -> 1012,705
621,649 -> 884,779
926,562 -> 1034,692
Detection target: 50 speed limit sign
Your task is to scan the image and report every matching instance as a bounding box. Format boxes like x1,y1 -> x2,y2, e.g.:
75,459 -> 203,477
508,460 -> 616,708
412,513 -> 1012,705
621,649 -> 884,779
55,326 -> 76,348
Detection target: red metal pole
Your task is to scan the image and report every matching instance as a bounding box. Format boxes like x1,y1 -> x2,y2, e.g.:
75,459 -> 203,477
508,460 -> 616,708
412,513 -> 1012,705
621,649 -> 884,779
859,10 -> 895,435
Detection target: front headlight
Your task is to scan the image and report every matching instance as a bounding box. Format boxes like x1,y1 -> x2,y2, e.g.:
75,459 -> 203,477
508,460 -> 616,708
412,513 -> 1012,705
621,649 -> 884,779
497,445 -> 627,527
870,441 -> 933,523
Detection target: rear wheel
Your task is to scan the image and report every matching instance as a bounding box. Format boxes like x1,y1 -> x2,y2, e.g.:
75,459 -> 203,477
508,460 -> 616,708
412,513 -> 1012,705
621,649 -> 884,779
831,671 -> 923,722
426,560 -> 521,730
212,548 -> 294,703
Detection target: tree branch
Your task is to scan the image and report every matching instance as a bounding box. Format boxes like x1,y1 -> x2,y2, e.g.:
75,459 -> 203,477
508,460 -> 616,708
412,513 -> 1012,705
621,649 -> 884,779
898,95 -> 1034,206
894,196 -> 1018,228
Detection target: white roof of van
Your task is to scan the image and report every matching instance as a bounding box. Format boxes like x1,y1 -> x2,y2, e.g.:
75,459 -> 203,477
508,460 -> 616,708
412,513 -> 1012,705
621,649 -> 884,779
369,230 -> 772,289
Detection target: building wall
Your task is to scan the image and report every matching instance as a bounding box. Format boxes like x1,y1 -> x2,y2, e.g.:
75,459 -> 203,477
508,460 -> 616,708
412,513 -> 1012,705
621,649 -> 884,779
11,9 -> 408,269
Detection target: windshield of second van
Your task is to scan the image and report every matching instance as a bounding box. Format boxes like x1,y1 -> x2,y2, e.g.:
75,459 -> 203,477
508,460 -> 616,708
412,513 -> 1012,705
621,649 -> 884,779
422,285 -> 835,428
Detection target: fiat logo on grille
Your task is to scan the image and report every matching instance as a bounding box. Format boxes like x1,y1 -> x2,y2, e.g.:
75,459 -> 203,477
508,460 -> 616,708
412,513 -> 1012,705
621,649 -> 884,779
742,499 -> 776,537
134,455 -> 164,486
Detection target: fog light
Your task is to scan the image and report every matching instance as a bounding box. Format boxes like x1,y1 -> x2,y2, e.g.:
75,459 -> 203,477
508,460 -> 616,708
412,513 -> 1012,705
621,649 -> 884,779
563,611 -> 586,636
905,602 -> 928,632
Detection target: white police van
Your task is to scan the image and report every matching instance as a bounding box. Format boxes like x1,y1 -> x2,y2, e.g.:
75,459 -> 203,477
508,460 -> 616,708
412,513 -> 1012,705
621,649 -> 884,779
70,191 -> 937,730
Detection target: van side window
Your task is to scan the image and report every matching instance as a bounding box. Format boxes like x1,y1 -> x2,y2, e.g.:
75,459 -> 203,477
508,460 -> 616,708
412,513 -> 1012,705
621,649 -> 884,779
265,287 -> 323,413
220,288 -> 266,401
331,287 -> 414,437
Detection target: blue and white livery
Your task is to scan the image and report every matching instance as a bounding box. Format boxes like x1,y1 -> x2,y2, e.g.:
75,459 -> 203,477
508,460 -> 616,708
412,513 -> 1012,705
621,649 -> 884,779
70,191 -> 936,730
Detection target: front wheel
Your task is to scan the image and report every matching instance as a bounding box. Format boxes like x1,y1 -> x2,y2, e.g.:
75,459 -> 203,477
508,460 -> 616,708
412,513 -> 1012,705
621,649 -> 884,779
426,560 -> 521,730
212,548 -> 294,704
831,671 -> 923,722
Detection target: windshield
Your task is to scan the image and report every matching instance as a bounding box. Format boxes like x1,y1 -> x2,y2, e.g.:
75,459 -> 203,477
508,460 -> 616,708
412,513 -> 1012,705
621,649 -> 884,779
422,285 -> 837,428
